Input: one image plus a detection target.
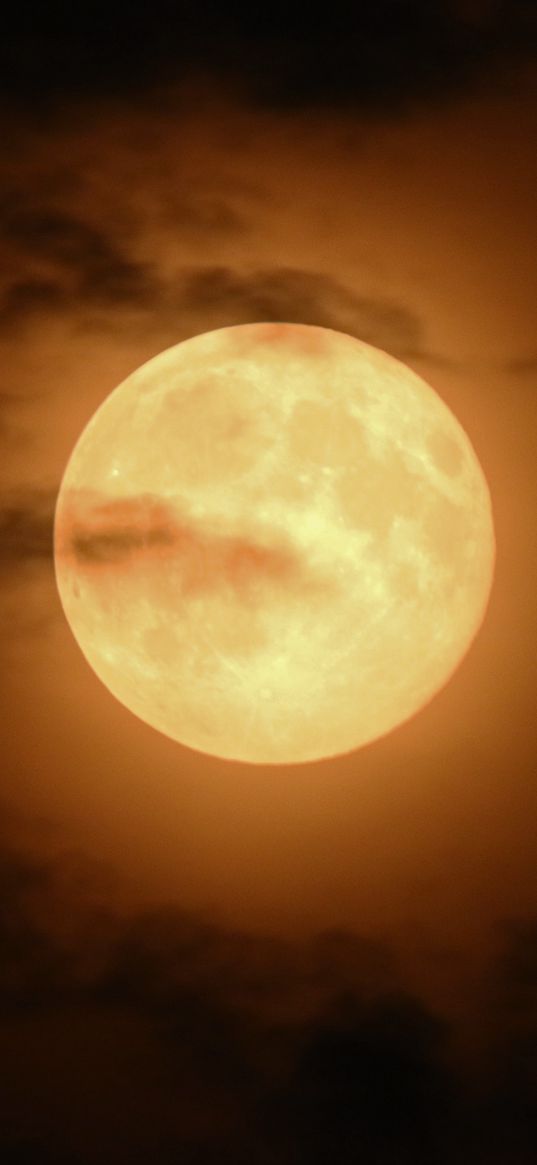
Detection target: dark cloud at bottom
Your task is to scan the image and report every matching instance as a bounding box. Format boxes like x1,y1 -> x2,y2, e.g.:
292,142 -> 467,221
0,809 -> 535,1164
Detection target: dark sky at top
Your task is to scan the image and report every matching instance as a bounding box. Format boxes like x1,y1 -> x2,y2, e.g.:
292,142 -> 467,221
2,1 -> 536,109
1,3 -> 536,1162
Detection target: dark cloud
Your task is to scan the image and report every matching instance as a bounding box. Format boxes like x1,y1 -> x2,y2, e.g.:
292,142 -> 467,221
5,209 -> 121,268
0,816 -> 536,1162
0,208 -> 427,356
472,921 -> 537,1164
0,207 -> 158,327
0,490 -> 55,569
1,2 -> 535,112
493,920 -> 537,1016
0,490 -> 60,635
178,264 -> 424,357
278,992 -> 459,1164
0,279 -> 66,326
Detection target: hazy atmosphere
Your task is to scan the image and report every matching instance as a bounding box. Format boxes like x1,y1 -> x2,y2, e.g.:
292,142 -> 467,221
1,3 -> 536,1161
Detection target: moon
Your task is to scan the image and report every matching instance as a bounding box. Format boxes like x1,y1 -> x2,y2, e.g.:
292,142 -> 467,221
54,323 -> 495,765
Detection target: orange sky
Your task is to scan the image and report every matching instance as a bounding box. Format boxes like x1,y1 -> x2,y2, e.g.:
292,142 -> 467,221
1,72 -> 536,1008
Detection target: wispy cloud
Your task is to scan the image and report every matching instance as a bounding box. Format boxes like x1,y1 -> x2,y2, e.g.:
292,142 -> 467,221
1,216 -> 428,357
0,206 -> 158,328
176,265 -> 424,357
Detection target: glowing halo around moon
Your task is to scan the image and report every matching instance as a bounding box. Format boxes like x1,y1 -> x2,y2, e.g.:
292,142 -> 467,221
54,322 -> 495,765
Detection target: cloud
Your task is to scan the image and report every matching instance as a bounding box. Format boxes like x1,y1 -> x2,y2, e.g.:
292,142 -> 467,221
0,200 -> 427,356
277,992 -> 459,1164
174,264 -> 424,357
0,490 -> 60,638
472,921 -> 537,1161
0,206 -> 158,328
0,815 -> 536,1162
0,106 -> 432,360
0,490 -> 55,569
492,920 -> 537,1014
0,821 -> 411,1162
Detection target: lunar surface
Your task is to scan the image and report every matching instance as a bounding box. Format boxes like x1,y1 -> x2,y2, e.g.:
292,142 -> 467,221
54,323 -> 495,764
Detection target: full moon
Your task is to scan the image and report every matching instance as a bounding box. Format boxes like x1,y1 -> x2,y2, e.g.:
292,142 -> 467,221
54,323 -> 495,765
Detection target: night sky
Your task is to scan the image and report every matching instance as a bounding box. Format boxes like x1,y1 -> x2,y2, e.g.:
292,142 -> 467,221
1,2 -> 537,1161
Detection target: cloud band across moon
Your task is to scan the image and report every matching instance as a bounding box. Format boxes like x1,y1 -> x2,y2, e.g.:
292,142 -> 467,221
55,489 -> 336,607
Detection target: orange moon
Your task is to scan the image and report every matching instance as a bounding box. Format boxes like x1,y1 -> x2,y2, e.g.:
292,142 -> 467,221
54,323 -> 495,765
